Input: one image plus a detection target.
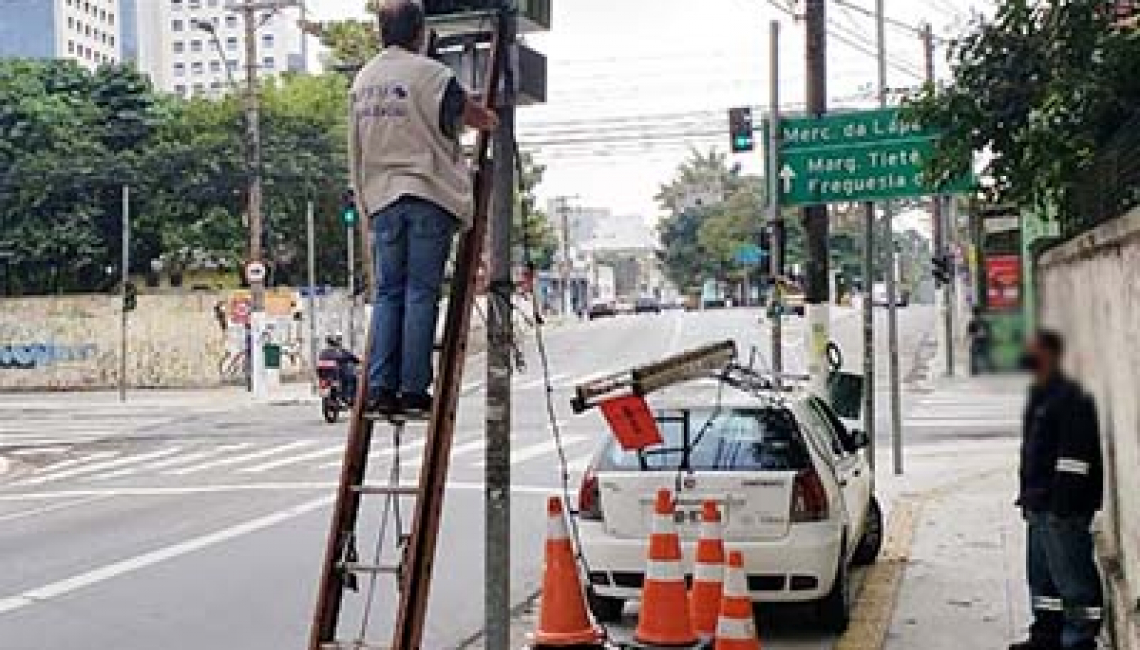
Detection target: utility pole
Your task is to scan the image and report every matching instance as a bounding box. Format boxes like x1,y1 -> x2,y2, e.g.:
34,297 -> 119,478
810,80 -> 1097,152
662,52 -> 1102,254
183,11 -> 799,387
346,221 -> 356,352
119,186 -> 130,403
923,23 -> 953,377
306,201 -> 318,392
557,196 -> 573,317
803,0 -> 830,397
233,0 -> 298,399
876,0 -> 904,475
486,13 -> 517,650
767,20 -> 784,379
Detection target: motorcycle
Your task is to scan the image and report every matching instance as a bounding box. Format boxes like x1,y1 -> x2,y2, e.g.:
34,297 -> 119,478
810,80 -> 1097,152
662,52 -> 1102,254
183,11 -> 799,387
317,360 -> 355,424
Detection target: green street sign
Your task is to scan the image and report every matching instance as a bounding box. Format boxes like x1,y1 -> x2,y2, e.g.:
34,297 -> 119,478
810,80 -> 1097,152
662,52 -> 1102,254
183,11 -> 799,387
765,108 -> 972,207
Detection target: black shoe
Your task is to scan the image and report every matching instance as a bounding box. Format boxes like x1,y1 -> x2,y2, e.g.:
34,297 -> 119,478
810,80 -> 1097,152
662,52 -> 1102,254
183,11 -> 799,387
1010,638 -> 1062,650
400,393 -> 433,418
366,389 -> 400,417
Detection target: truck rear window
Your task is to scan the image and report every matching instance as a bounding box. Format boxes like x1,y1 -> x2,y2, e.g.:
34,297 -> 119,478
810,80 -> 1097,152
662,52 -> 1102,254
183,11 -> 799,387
599,407 -> 810,472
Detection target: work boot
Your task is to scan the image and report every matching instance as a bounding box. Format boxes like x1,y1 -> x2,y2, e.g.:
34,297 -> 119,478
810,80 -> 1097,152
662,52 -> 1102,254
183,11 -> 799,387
366,388 -> 400,418
400,393 -> 433,419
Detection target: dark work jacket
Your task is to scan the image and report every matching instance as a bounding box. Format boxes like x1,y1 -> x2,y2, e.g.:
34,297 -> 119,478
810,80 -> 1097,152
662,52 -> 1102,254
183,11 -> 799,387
1018,374 -> 1104,516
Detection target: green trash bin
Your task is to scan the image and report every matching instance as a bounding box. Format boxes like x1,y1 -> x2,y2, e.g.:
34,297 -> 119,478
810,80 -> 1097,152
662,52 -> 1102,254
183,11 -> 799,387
263,343 -> 282,370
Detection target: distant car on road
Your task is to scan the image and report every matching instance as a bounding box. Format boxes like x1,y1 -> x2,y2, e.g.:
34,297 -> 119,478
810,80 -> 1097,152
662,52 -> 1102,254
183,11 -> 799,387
588,300 -> 617,320
633,297 -> 662,314
577,384 -> 882,632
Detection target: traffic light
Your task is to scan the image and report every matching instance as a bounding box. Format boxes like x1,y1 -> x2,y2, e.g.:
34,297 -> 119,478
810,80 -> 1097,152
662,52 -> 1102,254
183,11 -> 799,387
123,282 -> 137,312
341,189 -> 358,227
932,254 -> 953,287
728,106 -> 755,153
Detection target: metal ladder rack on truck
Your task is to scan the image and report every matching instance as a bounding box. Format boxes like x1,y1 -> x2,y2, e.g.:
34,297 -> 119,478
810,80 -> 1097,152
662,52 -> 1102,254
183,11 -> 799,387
306,11 -> 509,650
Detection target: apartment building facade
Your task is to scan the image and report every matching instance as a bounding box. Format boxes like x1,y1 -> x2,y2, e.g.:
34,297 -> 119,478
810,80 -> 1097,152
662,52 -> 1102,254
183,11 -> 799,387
0,0 -> 127,70
134,0 -> 305,97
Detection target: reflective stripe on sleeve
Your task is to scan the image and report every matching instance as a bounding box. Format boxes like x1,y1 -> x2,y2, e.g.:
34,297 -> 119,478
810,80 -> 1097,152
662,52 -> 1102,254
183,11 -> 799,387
1056,458 -> 1091,475
1033,596 -> 1064,612
1066,606 -> 1103,621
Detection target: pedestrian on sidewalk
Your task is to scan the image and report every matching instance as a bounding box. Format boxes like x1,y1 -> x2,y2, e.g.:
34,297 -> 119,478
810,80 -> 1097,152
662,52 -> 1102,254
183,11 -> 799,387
349,0 -> 498,417
968,306 -> 993,375
1011,329 -> 1104,650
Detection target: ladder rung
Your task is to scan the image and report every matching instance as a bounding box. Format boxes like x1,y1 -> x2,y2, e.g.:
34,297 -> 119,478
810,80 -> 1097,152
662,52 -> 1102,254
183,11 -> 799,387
362,412 -> 430,424
353,485 -> 419,496
339,562 -> 400,575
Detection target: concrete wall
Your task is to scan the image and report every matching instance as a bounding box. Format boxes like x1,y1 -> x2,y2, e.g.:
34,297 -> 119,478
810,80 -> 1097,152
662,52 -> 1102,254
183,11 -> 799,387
1038,208 -> 1140,650
0,291 -> 364,390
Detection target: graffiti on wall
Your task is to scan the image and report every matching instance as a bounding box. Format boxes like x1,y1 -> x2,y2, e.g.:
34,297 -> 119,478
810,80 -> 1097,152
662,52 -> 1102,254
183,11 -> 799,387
0,342 -> 98,370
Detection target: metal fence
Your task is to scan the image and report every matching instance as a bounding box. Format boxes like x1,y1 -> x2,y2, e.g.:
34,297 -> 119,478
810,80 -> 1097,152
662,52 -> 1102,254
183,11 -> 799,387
1070,112 -> 1140,236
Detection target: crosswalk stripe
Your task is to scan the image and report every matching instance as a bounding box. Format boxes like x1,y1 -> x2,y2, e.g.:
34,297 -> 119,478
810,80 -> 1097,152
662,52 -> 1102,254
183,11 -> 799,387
166,441 -> 318,476
320,438 -> 428,469
27,451 -> 120,476
240,444 -> 346,473
474,435 -> 589,468
92,443 -> 255,480
16,448 -> 184,486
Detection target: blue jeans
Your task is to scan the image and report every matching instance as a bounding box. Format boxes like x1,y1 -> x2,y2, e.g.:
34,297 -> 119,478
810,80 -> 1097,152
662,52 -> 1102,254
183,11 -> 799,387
368,197 -> 457,397
1025,510 -> 1104,647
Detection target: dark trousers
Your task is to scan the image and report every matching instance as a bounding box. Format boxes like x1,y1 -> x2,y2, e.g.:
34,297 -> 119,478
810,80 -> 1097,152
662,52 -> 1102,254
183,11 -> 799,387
1025,511 -> 1104,647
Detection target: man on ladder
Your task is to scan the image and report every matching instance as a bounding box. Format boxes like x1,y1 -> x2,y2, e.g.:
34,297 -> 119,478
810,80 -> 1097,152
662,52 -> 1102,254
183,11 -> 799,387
349,0 -> 499,417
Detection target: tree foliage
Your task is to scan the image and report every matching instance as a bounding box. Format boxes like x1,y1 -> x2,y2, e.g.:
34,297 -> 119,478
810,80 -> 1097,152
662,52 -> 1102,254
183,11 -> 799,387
907,0 -> 1140,221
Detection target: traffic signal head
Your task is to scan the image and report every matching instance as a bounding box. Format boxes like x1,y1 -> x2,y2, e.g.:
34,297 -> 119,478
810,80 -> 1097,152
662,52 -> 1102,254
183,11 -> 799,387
728,106 -> 755,153
341,189 -> 358,227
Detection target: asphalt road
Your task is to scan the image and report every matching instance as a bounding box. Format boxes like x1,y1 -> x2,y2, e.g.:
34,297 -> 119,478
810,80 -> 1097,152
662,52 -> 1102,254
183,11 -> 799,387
0,305 -> 935,650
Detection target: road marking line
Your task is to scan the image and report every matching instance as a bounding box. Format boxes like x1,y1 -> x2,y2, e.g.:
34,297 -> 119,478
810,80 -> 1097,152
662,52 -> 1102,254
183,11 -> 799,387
93,443 -> 255,479
166,440 -> 318,476
565,453 -> 593,474
0,496 -> 112,524
0,495 -> 336,616
462,380 -> 485,394
15,449 -> 182,486
0,481 -> 560,502
474,435 -> 588,468
7,447 -> 70,457
320,438 -> 428,469
240,444 -> 346,473
515,373 -> 569,390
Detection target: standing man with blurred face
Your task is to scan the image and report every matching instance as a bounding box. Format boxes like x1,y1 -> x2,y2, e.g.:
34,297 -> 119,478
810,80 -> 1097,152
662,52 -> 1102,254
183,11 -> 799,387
1011,330 -> 1104,650
349,0 -> 498,417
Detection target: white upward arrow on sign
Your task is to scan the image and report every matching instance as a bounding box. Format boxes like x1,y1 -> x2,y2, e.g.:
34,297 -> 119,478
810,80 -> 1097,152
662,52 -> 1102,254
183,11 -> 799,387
779,165 -> 797,194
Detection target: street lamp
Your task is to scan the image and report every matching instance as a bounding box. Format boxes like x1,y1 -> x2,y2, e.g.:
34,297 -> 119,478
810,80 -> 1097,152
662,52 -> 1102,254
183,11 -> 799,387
191,19 -> 240,92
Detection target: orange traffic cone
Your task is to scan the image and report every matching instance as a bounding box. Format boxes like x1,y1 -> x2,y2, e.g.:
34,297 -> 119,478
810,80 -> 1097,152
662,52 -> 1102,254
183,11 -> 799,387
690,501 -> 726,643
714,551 -> 761,650
633,489 -> 701,649
530,496 -> 607,649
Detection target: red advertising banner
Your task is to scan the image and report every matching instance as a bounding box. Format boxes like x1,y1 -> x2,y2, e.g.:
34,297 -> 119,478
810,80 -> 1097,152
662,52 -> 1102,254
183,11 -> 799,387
985,255 -> 1021,311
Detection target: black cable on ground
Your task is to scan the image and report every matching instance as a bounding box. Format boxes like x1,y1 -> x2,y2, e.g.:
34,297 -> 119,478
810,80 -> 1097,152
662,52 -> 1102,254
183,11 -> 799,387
512,141 -> 613,642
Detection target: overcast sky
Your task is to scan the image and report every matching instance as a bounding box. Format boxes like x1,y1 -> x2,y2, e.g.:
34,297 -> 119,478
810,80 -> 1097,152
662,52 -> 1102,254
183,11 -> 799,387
311,0 -> 992,220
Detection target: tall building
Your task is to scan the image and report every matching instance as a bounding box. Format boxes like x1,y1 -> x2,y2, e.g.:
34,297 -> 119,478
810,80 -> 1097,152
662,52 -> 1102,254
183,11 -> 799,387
134,0 -> 306,98
0,0 -> 126,70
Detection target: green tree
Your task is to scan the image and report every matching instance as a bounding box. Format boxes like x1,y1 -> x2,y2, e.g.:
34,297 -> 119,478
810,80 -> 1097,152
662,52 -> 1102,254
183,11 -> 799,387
908,0 -> 1140,225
